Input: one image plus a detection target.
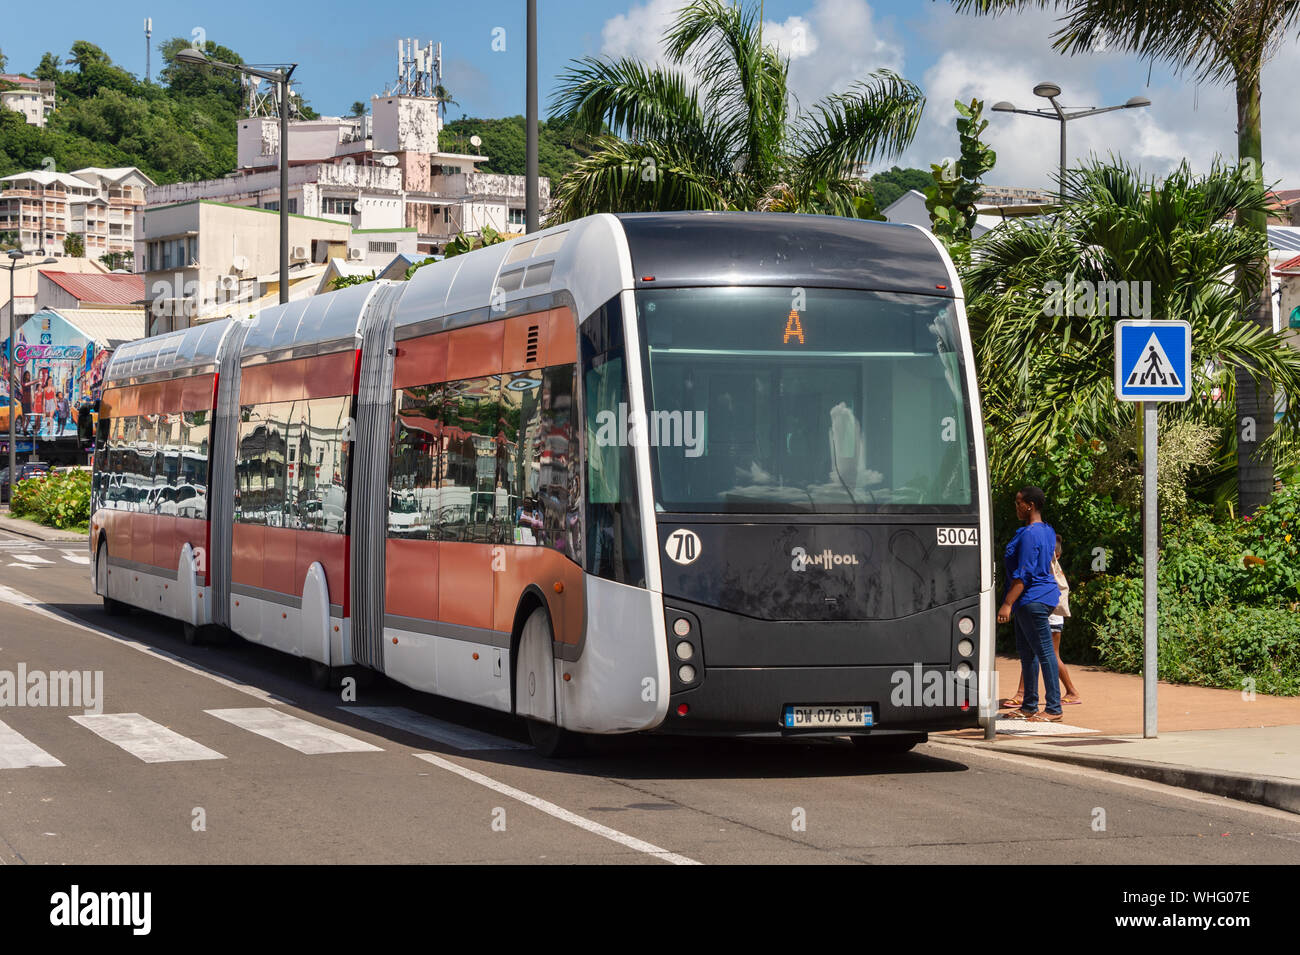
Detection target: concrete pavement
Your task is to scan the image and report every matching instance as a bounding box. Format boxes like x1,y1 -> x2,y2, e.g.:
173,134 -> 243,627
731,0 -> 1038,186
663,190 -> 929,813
936,655 -> 1300,815
0,507 -> 85,543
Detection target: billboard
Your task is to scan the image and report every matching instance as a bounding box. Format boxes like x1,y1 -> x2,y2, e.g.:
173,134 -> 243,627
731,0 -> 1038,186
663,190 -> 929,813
1,309 -> 111,441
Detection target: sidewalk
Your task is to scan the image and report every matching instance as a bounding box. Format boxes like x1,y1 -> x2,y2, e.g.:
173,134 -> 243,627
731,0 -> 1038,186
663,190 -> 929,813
934,655 -> 1300,814
0,508 -> 86,542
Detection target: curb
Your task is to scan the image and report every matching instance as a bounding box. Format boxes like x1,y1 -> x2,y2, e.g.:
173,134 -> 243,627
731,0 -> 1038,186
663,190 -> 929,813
0,513 -> 86,543
931,735 -> 1300,816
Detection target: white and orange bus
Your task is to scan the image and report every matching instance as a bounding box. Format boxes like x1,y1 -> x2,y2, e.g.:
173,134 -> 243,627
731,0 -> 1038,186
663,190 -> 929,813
91,212 -> 994,755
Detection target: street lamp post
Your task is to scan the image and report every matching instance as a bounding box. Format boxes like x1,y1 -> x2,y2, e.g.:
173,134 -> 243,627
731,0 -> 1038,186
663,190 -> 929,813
3,249 -> 58,489
992,84 -> 1151,203
176,47 -> 297,306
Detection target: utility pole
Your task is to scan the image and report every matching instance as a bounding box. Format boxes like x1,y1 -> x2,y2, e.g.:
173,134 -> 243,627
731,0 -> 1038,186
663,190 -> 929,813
525,0 -> 539,233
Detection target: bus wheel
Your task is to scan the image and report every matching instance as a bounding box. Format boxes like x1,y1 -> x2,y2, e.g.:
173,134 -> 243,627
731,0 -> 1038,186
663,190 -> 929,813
182,622 -> 203,645
308,660 -> 334,689
851,733 -> 924,756
96,542 -> 129,617
526,717 -> 584,758
517,606 -> 583,758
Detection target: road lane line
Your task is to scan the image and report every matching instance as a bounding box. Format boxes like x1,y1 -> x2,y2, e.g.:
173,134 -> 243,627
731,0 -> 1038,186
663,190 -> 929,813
0,719 -> 64,769
338,706 -> 530,751
412,752 -> 702,865
0,584 -> 292,705
11,554 -> 52,564
70,713 -> 225,763
60,553 -> 90,565
206,707 -> 383,754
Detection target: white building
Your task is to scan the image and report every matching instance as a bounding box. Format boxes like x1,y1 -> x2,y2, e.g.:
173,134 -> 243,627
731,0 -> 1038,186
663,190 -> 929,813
144,92 -> 546,256
0,75 -> 55,127
0,166 -> 152,260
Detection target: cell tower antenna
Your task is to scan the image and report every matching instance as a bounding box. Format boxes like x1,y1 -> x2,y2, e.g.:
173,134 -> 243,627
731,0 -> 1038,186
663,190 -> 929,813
144,18 -> 153,83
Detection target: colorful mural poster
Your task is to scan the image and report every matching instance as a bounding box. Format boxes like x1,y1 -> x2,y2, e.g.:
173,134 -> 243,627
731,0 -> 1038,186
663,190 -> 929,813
1,309 -> 109,441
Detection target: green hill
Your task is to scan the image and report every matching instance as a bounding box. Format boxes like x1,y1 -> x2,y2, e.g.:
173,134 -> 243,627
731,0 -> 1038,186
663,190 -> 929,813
0,39 -> 319,183
440,116 -> 593,184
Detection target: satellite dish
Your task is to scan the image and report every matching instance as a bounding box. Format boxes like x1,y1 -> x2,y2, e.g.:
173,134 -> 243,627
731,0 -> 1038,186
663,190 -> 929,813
1290,305 -> 1300,329
379,154 -> 398,167
470,135 -> 482,148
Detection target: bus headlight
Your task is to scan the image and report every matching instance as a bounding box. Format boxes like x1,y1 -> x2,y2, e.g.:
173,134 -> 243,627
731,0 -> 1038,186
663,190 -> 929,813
955,662 -> 972,680
957,638 -> 974,658
957,616 -> 975,635
678,665 -> 697,683
676,641 -> 695,661
673,617 -> 691,636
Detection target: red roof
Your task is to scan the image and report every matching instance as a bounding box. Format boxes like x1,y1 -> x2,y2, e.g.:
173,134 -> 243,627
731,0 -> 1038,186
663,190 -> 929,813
41,270 -> 145,305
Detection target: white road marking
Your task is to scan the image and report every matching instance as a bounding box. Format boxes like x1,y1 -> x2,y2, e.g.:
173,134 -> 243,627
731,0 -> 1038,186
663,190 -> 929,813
0,719 -> 64,769
207,707 -> 383,754
338,706 -> 530,751
61,552 -> 90,565
11,554 -> 52,564
0,584 -> 292,705
5,563 -> 38,569
70,713 -> 225,763
413,752 -> 702,865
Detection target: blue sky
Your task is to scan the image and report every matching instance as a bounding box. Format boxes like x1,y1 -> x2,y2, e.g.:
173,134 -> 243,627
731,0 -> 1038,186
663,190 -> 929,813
5,0 -> 1300,190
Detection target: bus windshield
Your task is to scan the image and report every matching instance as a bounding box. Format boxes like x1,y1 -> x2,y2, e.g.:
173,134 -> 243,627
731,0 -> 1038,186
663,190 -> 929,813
636,287 -> 973,514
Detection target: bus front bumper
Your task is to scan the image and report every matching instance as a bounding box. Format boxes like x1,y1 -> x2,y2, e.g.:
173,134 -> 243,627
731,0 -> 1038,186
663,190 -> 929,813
659,664 -> 981,737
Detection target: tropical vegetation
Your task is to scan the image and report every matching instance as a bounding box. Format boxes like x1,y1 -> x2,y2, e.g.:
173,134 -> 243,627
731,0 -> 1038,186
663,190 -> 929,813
546,0 -> 925,221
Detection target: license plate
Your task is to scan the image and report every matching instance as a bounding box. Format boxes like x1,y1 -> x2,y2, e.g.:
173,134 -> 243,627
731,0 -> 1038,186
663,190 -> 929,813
783,705 -> 873,728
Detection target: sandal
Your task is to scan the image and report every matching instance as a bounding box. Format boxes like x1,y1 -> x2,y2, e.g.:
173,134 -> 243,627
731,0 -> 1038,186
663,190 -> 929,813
1062,697 -> 1083,705
1002,709 -> 1036,720
1028,712 -> 1063,722
999,697 -> 1023,708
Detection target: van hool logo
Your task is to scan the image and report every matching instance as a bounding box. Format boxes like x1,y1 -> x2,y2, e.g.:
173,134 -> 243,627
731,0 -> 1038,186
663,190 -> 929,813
790,546 -> 860,571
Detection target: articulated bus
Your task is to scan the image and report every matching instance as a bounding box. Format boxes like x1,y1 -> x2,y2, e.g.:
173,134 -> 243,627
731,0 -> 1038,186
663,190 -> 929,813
90,212 -> 994,756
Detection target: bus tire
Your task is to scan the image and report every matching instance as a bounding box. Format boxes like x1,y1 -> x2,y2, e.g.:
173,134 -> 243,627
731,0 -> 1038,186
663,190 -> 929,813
308,660 -> 334,689
516,606 -> 583,758
182,622 -> 203,645
96,541 -> 129,617
850,733 -> 924,755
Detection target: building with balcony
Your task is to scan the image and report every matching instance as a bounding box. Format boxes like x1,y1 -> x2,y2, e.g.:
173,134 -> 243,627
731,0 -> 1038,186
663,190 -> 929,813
0,167 -> 153,260
144,93 -> 547,256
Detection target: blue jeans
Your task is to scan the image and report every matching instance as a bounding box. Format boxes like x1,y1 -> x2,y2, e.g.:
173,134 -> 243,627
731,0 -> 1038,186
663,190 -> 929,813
1014,600 -> 1061,715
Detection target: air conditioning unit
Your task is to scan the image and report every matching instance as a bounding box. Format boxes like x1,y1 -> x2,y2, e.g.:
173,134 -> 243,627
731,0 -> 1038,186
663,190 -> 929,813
231,255 -> 250,273
219,275 -> 239,291
346,248 -> 363,261
291,245 -> 308,261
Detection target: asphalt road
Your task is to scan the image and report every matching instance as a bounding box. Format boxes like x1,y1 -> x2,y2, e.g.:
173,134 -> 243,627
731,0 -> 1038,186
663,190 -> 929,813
1,528 -> 1298,865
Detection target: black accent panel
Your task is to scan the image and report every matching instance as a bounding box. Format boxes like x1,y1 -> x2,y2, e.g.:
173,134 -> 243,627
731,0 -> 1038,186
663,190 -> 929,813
663,665 -> 979,734
617,212 -> 955,296
658,521 -> 980,621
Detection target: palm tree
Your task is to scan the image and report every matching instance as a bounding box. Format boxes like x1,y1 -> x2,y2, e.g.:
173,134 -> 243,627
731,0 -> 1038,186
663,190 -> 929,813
966,159 -> 1300,488
546,0 -> 924,221
950,0 -> 1300,513
432,83 -> 458,123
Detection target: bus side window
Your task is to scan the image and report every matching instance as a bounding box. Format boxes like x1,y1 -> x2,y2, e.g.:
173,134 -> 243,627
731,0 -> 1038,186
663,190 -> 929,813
580,297 -> 645,587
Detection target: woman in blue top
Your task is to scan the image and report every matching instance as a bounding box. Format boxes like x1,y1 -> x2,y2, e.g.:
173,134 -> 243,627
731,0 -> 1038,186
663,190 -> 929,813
997,486 -> 1063,721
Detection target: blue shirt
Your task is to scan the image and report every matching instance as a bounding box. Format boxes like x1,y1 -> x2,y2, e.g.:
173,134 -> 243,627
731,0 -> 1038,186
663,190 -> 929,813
1003,522 -> 1061,608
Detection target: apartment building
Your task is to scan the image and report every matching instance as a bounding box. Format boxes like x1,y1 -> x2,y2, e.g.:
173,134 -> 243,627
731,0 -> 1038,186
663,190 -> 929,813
144,93 -> 547,257
0,74 -> 56,127
0,167 -> 153,259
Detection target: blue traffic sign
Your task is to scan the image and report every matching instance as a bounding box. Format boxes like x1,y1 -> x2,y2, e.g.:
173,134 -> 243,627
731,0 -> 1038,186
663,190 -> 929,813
1114,320 -> 1192,402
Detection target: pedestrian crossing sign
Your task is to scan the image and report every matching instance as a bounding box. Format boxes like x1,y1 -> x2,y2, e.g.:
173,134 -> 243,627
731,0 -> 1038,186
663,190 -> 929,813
1114,320 -> 1192,402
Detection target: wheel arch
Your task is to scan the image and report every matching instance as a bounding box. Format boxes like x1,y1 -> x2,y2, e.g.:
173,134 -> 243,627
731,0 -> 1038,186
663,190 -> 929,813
509,585 -> 554,714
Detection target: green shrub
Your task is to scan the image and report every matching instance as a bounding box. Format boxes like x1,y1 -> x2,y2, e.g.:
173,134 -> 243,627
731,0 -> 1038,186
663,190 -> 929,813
1094,598 -> 1300,696
10,469 -> 90,530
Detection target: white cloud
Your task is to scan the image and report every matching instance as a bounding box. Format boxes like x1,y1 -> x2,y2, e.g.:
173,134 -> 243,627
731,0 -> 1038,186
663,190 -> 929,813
595,0 -> 1300,191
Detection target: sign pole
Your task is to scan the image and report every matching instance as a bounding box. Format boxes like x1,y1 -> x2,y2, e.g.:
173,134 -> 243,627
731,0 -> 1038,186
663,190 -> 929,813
1142,400 -> 1158,737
